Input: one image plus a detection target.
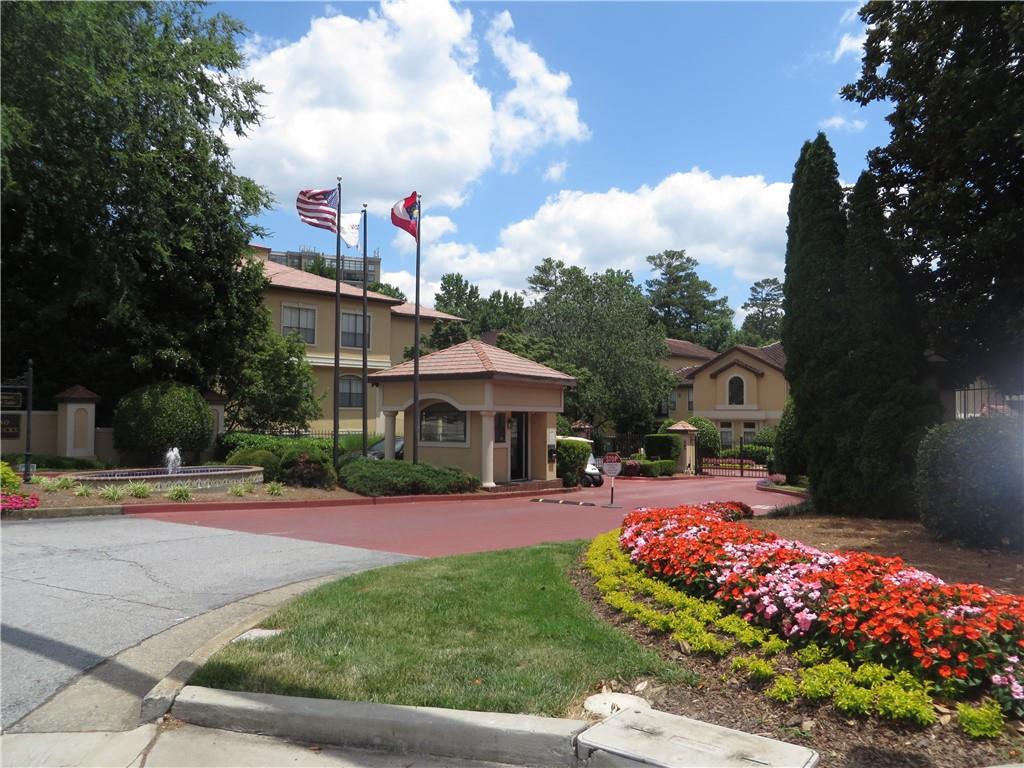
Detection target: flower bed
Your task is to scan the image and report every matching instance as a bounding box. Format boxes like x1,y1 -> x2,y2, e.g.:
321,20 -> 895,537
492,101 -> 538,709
0,491 -> 40,512
619,503 -> 1024,716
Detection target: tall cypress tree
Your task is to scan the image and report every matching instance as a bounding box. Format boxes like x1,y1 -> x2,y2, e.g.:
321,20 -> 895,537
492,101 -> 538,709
842,172 -> 939,517
781,134 -> 849,514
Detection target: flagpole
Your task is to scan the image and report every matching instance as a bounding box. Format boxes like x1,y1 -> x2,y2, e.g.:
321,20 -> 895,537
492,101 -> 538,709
412,194 -> 422,465
361,203 -> 369,457
332,177 -> 342,470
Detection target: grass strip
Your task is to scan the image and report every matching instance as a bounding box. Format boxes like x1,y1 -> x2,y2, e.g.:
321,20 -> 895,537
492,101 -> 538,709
191,541 -> 687,716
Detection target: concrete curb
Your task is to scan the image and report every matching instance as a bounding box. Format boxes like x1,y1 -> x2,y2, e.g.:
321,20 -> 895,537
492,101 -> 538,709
756,485 -> 810,499
2,486 -> 581,522
1,504 -> 124,521
173,686 -> 587,768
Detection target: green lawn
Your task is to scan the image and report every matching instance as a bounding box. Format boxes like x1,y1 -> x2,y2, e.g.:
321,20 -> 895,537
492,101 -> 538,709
191,541 -> 690,716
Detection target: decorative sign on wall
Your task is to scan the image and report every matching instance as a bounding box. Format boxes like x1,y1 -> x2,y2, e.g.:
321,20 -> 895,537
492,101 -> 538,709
1,414 -> 21,439
1,391 -> 23,409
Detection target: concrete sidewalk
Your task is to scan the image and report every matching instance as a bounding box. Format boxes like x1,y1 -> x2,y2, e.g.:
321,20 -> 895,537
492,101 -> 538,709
0,721 -> 517,768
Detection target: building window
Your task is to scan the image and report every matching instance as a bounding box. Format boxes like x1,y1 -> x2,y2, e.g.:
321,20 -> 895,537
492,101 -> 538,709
341,313 -> 371,348
494,412 -> 506,444
339,376 -> 363,408
728,375 -> 745,405
282,305 -> 315,344
719,421 -> 733,449
686,387 -> 694,412
420,402 -> 467,443
743,421 -> 757,443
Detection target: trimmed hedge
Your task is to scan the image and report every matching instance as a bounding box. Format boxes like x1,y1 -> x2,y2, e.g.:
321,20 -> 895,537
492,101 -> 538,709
113,382 -> 212,462
915,418 -> 1023,549
226,448 -> 282,482
1,453 -> 107,471
750,425 -> 778,447
216,432 -> 381,464
720,444 -> 773,465
637,459 -> 676,477
339,459 -> 480,496
556,439 -> 592,487
687,416 -> 720,458
774,397 -> 804,483
643,433 -> 682,462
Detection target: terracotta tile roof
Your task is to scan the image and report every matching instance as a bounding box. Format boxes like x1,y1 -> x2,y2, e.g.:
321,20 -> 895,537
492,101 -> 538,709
390,302 -> 464,322
674,364 -> 701,382
665,338 -> 717,359
682,341 -> 786,380
263,261 -> 403,305
369,340 -> 576,385
666,419 -> 698,432
54,385 -> 100,402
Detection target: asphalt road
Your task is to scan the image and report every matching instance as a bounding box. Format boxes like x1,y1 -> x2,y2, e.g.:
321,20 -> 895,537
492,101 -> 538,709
1,477 -> 795,730
0,516 -> 413,729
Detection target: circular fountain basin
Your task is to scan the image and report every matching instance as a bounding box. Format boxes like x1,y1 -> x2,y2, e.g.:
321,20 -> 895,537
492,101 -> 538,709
70,465 -> 264,492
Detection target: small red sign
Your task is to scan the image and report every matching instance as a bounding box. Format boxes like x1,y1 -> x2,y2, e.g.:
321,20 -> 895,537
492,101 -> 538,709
603,452 -> 621,464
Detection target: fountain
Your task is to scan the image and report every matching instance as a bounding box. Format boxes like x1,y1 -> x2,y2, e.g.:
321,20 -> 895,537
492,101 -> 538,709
70,448 -> 263,493
165,447 -> 182,475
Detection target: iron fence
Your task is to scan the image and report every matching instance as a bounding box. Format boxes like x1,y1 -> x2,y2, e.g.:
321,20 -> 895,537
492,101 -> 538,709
954,383 -> 1023,419
696,437 -> 770,478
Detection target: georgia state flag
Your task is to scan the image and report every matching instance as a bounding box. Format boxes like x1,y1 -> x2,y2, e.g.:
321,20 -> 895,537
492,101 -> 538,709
391,191 -> 418,240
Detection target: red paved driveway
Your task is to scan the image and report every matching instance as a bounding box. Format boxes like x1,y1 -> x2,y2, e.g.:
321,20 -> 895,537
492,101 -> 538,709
130,477 -> 798,557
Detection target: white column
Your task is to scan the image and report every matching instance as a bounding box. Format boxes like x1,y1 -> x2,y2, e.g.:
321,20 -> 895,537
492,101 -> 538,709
384,411 -> 397,460
480,410 -> 496,488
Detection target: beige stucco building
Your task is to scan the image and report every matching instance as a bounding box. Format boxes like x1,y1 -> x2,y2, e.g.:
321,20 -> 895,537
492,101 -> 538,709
369,340 -> 576,487
656,338 -> 717,424
684,342 -> 788,448
251,245 -> 461,435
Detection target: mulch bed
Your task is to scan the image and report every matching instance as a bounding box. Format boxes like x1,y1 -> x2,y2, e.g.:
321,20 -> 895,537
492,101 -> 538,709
570,520 -> 1024,768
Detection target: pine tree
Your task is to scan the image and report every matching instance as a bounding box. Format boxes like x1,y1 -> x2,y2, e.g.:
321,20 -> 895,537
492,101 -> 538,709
781,134 -> 849,514
842,172 -> 939,517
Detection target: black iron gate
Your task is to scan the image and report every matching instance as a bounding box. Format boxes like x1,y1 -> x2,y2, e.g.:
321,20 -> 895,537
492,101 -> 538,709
696,437 -> 769,478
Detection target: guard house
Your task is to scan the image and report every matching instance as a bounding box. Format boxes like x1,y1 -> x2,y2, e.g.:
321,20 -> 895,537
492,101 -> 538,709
368,340 -> 576,488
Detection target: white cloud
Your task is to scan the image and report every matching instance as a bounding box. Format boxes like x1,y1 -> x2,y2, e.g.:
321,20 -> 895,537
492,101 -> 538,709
819,115 -> 867,133
543,161 -> 568,183
379,270 -> 443,307
486,11 -> 590,171
230,0 -> 585,214
839,6 -> 860,25
391,215 -> 458,254
832,32 -> 866,62
406,169 -> 790,305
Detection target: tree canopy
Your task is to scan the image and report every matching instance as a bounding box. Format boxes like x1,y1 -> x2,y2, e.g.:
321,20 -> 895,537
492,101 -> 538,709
1,1 -> 270,416
842,2 -> 1024,390
368,282 -> 407,302
525,259 -> 675,440
644,250 -> 735,350
740,278 -> 784,342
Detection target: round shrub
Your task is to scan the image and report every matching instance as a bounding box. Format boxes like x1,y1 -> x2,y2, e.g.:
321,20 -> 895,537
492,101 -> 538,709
687,416 -> 720,458
226,448 -> 282,482
1,461 -> 21,494
751,425 -> 778,447
555,438 -> 592,487
113,382 -> 213,464
280,448 -> 336,489
339,459 -> 480,496
915,417 -> 1023,549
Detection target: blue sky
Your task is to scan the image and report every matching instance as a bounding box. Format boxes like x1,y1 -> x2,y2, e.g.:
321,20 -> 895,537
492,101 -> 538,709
215,0 -> 888,320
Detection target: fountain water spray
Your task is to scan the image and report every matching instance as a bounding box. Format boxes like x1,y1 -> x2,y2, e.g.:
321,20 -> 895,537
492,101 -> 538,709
164,447 -> 181,475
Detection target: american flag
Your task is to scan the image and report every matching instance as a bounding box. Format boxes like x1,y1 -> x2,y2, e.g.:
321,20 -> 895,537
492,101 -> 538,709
296,188 -> 339,233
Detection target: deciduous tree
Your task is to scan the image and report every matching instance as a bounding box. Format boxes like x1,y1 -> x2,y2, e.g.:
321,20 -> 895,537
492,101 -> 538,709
842,2 -> 1024,390
1,1 -> 270,416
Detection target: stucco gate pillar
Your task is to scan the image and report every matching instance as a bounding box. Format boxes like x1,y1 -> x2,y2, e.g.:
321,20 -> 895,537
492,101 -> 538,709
55,385 -> 100,459
480,410 -> 496,488
384,411 -> 397,460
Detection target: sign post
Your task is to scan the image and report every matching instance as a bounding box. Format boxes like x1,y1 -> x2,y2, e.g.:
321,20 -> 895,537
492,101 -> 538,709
602,452 -> 622,508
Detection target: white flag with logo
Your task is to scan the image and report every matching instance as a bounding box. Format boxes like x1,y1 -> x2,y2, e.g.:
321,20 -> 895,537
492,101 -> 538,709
338,212 -> 361,248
